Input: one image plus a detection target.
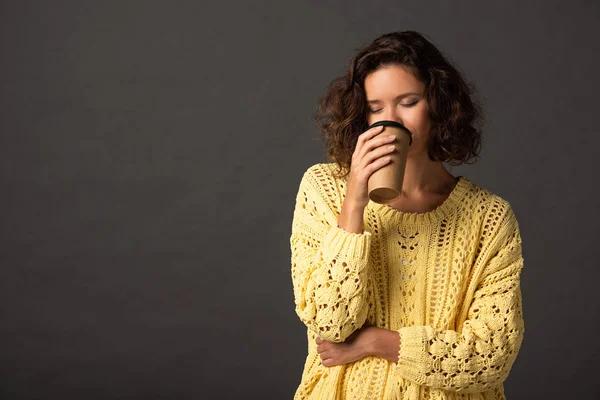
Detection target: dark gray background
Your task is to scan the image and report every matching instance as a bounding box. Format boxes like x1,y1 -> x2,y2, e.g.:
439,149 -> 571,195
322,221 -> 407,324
1,1 -> 598,399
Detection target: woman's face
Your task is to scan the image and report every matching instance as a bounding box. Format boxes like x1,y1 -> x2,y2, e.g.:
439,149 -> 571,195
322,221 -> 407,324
364,64 -> 431,156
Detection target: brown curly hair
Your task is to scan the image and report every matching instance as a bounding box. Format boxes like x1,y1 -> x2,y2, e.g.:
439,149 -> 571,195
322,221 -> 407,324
313,30 -> 485,179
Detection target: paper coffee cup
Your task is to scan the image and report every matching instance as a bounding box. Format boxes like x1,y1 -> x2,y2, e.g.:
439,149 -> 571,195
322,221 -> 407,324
366,120 -> 412,204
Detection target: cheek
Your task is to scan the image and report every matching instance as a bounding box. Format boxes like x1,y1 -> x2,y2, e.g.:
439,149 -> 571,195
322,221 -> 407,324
406,117 -> 432,149
409,110 -> 431,136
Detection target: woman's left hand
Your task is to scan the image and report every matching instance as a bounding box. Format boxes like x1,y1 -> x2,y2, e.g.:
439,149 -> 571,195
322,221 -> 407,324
316,325 -> 377,367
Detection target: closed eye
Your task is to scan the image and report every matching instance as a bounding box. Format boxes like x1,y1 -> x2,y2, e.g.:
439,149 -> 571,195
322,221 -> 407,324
368,101 -> 418,113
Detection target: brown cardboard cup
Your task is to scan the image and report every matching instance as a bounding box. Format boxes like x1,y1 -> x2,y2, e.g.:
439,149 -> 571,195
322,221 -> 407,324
367,120 -> 412,204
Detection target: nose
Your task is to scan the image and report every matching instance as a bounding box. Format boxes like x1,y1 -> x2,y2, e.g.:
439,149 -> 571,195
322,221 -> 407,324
380,108 -> 403,125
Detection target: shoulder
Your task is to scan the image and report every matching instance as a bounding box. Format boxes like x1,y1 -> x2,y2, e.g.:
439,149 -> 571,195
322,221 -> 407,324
462,177 -> 520,244
462,177 -> 516,217
295,162 -> 346,215
298,162 -> 346,188
301,162 -> 346,181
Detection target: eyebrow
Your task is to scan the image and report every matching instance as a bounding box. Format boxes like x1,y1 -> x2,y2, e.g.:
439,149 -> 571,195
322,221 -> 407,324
366,92 -> 421,104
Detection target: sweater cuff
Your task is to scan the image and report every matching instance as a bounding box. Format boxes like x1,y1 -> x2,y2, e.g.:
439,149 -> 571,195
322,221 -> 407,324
396,326 -> 431,383
321,224 -> 372,261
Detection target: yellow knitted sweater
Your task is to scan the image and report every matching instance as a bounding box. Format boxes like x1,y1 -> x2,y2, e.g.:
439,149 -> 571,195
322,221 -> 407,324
289,163 -> 525,400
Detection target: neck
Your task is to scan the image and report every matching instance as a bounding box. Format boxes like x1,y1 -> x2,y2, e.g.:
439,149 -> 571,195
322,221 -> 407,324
400,152 -> 456,196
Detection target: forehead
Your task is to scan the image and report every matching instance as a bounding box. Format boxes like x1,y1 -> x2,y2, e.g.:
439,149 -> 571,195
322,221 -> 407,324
364,65 -> 424,96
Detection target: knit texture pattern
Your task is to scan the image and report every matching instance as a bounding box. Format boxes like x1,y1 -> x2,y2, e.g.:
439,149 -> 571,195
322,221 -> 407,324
290,163 -> 525,400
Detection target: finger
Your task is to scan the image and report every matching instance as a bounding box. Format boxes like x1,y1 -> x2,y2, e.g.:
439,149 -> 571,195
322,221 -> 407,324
354,125 -> 385,158
317,342 -> 329,353
363,142 -> 395,168
321,357 -> 334,367
358,125 -> 385,145
361,135 -> 396,169
358,132 -> 395,168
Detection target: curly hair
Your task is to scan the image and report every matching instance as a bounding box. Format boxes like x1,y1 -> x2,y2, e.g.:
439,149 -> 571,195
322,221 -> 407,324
313,30 -> 485,179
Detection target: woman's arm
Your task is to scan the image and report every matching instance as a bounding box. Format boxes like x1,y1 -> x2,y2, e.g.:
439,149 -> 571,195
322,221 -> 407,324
318,203 -> 525,395
291,164 -> 373,343
391,205 -> 525,394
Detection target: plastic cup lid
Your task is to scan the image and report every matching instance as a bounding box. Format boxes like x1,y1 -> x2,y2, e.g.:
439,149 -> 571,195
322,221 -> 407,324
367,120 -> 412,146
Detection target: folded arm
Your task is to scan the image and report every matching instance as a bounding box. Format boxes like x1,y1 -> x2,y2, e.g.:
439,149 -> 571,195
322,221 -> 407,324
391,205 -> 525,393
290,166 -> 373,343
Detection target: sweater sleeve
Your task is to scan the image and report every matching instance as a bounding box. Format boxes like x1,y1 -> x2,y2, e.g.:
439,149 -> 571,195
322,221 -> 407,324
394,204 -> 525,393
290,165 -> 373,343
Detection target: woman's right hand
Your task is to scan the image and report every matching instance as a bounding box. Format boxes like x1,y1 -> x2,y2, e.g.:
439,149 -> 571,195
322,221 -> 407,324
344,124 -> 397,210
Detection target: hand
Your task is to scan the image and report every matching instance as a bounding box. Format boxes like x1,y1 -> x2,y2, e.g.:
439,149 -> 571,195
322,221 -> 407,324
344,124 -> 397,210
316,326 -> 401,367
315,325 -> 377,367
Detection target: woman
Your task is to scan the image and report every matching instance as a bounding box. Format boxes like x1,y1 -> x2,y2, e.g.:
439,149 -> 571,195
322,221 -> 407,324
289,30 -> 525,399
